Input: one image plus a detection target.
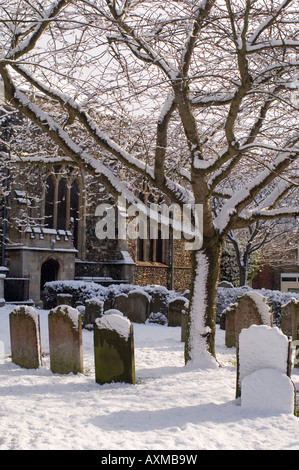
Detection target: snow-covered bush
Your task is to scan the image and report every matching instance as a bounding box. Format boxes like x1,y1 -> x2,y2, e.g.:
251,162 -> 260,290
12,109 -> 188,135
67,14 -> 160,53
43,281 -> 181,319
42,280 -> 108,309
43,280 -> 299,327
217,287 -> 299,326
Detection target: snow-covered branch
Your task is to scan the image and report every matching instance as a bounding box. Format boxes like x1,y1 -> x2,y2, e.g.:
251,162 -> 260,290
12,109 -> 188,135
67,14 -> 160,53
247,40 -> 299,54
247,0 -> 294,46
213,150 -> 298,234
4,0 -> 71,60
238,206 -> 299,225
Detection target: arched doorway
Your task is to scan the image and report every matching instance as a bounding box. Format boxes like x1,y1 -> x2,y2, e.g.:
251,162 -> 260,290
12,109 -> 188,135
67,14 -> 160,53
40,259 -> 60,292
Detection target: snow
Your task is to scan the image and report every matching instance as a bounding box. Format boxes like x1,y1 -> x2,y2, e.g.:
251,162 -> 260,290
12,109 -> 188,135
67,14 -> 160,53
51,305 -> 80,330
241,369 -> 295,415
96,312 -> 131,340
1,304 -> 299,450
243,292 -> 272,325
238,325 -> 290,385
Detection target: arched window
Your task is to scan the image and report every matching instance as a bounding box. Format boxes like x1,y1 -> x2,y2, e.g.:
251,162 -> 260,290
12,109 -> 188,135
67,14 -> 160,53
44,167 -> 82,251
57,178 -> 67,230
136,189 -> 168,264
70,179 -> 79,249
45,175 -> 55,229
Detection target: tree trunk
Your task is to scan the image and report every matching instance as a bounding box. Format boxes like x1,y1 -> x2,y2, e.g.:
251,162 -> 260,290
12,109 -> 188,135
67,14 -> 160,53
239,262 -> 248,287
184,236 -> 223,368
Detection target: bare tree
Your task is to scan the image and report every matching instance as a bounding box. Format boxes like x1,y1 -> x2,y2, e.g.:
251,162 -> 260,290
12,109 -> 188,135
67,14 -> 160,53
227,218 -> 298,286
0,0 -> 298,367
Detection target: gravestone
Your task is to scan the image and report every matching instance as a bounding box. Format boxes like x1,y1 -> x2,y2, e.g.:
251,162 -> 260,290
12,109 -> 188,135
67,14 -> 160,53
241,368 -> 295,415
126,290 -> 149,323
219,310 -> 226,330
9,306 -> 42,369
281,299 -> 299,368
281,300 -> 294,337
56,293 -> 73,306
238,325 -> 294,414
281,299 -> 299,337
232,292 -> 273,396
168,297 -> 189,327
149,286 -> 168,317
84,297 -> 104,327
225,292 -> 273,348
48,305 -> 83,375
224,303 -> 238,348
94,312 -> 135,385
113,294 -> 130,317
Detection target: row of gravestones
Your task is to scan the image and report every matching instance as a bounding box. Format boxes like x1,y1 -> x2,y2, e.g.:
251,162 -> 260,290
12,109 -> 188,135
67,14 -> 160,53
57,291 -> 190,341
9,305 -> 135,385
220,291 -> 296,413
9,292 -> 298,413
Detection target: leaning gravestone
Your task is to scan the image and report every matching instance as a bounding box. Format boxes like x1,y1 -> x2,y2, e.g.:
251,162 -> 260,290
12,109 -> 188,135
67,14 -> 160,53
48,305 -> 83,375
238,325 -> 294,414
225,291 -> 273,348
9,306 -> 42,369
94,312 -> 135,385
126,290 -> 149,323
168,297 -> 189,327
84,297 -> 104,327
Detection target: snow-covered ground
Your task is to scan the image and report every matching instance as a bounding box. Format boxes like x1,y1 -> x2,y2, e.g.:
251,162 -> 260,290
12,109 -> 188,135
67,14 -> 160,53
1,304 -> 299,451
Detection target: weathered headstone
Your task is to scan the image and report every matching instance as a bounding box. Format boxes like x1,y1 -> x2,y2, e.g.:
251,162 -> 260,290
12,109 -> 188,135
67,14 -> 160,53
238,325 -> 294,414
168,297 -> 189,327
281,299 -> 299,337
149,286 -> 168,317
48,305 -> 83,375
225,292 -> 273,348
224,303 -> 238,348
113,294 -> 130,317
218,281 -> 234,288
9,306 -> 42,369
126,290 -> 149,323
94,312 -> 135,385
281,300 -> 294,337
281,299 -> 299,368
56,293 -> 73,306
219,310 -> 226,330
84,297 -> 104,327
